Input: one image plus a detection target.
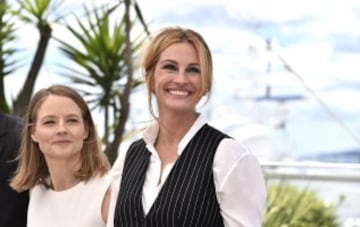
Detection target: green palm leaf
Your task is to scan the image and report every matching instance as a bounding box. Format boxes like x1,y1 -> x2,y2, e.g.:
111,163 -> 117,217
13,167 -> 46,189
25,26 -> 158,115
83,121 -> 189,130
54,3 -> 146,152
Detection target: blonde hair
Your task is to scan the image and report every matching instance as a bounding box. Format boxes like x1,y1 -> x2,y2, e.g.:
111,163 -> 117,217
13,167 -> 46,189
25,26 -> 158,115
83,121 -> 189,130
10,85 -> 110,192
143,26 -> 213,118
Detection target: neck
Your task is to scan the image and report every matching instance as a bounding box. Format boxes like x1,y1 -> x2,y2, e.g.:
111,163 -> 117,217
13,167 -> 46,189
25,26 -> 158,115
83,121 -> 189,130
157,112 -> 199,146
45,158 -> 81,191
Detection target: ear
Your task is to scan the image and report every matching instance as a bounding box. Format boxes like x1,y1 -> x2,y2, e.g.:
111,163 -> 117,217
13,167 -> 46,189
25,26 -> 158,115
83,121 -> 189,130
31,132 -> 38,143
84,126 -> 89,139
149,80 -> 154,94
148,73 -> 155,94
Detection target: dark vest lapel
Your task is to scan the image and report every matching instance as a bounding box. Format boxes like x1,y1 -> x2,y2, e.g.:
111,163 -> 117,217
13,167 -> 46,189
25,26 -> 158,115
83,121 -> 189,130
114,124 -> 228,227
114,139 -> 151,226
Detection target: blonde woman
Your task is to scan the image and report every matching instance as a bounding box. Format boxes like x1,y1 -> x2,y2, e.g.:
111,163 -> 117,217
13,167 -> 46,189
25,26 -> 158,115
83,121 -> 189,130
110,27 -> 267,227
11,85 -> 113,227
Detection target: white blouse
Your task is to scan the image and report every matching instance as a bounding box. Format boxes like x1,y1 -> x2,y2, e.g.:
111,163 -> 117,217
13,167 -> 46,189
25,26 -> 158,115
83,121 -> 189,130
107,114 -> 267,227
29,174 -> 111,227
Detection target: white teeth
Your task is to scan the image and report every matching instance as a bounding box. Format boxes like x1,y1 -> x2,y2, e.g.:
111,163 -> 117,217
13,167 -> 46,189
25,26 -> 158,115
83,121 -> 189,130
169,90 -> 189,96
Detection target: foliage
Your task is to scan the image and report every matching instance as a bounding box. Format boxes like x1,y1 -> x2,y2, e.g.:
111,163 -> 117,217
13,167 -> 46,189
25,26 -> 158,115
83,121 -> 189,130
11,0 -> 64,25
263,183 -> 340,227
0,1 -> 19,112
10,0 -> 65,116
55,3 -> 146,163
1,0 -> 149,163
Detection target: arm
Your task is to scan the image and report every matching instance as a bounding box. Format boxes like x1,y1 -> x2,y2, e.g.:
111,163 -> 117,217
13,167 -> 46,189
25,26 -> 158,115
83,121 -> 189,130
102,186 -> 112,223
213,138 -> 267,227
105,148 -> 128,227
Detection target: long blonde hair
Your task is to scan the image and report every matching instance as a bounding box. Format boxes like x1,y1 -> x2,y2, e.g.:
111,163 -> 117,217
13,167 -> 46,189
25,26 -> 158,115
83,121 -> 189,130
10,85 -> 110,192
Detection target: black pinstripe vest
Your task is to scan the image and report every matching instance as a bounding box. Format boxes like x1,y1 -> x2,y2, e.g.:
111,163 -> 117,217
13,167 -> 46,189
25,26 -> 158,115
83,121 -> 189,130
114,124 -> 228,227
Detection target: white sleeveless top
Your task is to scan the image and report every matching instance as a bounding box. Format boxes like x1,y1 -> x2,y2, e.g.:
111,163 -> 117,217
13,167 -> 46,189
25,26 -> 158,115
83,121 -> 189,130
27,174 -> 111,227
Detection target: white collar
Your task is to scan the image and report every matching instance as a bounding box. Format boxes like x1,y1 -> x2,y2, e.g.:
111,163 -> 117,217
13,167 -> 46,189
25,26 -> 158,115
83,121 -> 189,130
142,114 -> 207,155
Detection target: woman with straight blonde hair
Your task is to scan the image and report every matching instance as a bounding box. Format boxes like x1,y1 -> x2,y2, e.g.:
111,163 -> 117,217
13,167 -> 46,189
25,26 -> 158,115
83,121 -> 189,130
11,84 -> 113,227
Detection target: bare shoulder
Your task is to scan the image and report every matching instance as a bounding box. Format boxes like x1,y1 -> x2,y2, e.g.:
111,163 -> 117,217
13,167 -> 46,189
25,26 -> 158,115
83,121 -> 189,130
101,185 -> 112,223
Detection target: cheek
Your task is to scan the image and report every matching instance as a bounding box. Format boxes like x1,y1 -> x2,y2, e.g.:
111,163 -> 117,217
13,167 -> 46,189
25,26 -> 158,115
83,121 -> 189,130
33,134 -> 50,148
33,133 -> 51,153
77,128 -> 88,142
75,140 -> 85,151
193,77 -> 203,90
74,134 -> 86,152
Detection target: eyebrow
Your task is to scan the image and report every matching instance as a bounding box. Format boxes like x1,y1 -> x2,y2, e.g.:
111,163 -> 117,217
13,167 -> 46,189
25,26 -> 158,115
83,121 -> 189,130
159,59 -> 200,66
39,113 -> 81,119
188,63 -> 200,67
159,59 -> 176,64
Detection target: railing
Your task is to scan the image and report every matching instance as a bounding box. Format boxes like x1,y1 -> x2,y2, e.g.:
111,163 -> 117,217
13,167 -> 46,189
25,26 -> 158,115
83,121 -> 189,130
262,161 -> 360,182
261,161 -> 360,227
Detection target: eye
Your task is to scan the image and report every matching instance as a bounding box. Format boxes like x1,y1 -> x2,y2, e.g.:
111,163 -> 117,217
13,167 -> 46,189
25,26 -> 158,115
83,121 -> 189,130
68,118 -> 80,124
162,63 -> 177,71
43,120 -> 55,125
187,66 -> 200,74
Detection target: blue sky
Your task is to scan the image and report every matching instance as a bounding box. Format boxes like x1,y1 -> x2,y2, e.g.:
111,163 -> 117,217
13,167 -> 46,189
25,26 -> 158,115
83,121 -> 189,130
133,0 -> 360,160
6,0 -> 360,161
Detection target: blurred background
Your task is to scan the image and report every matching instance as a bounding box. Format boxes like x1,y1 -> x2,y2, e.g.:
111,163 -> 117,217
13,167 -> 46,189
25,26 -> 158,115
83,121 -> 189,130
2,0 -> 360,226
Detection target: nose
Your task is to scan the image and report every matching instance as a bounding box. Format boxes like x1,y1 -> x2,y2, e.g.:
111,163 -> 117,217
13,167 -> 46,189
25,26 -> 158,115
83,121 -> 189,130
56,120 -> 68,134
173,69 -> 188,84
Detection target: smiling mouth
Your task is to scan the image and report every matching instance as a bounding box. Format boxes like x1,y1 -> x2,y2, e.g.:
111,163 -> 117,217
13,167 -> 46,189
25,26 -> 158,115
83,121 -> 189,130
168,90 -> 190,96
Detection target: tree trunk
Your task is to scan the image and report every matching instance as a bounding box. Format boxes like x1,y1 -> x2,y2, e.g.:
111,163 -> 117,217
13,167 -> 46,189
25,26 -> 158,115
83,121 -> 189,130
105,0 -> 133,165
12,23 -> 52,116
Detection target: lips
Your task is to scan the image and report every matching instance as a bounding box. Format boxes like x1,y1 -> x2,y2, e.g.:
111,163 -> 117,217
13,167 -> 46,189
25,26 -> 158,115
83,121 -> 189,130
53,140 -> 71,144
168,89 -> 190,96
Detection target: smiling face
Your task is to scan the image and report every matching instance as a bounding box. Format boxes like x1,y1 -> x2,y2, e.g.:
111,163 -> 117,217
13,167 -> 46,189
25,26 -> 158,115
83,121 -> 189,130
152,42 -> 203,114
31,94 -> 88,162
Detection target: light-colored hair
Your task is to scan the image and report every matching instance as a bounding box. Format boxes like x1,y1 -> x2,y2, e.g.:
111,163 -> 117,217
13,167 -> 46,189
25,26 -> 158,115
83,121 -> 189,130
143,26 -> 213,118
10,85 -> 110,192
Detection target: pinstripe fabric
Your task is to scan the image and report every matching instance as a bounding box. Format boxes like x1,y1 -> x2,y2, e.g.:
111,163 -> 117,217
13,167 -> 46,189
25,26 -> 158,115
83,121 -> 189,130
114,139 -> 151,226
114,124 -> 228,227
